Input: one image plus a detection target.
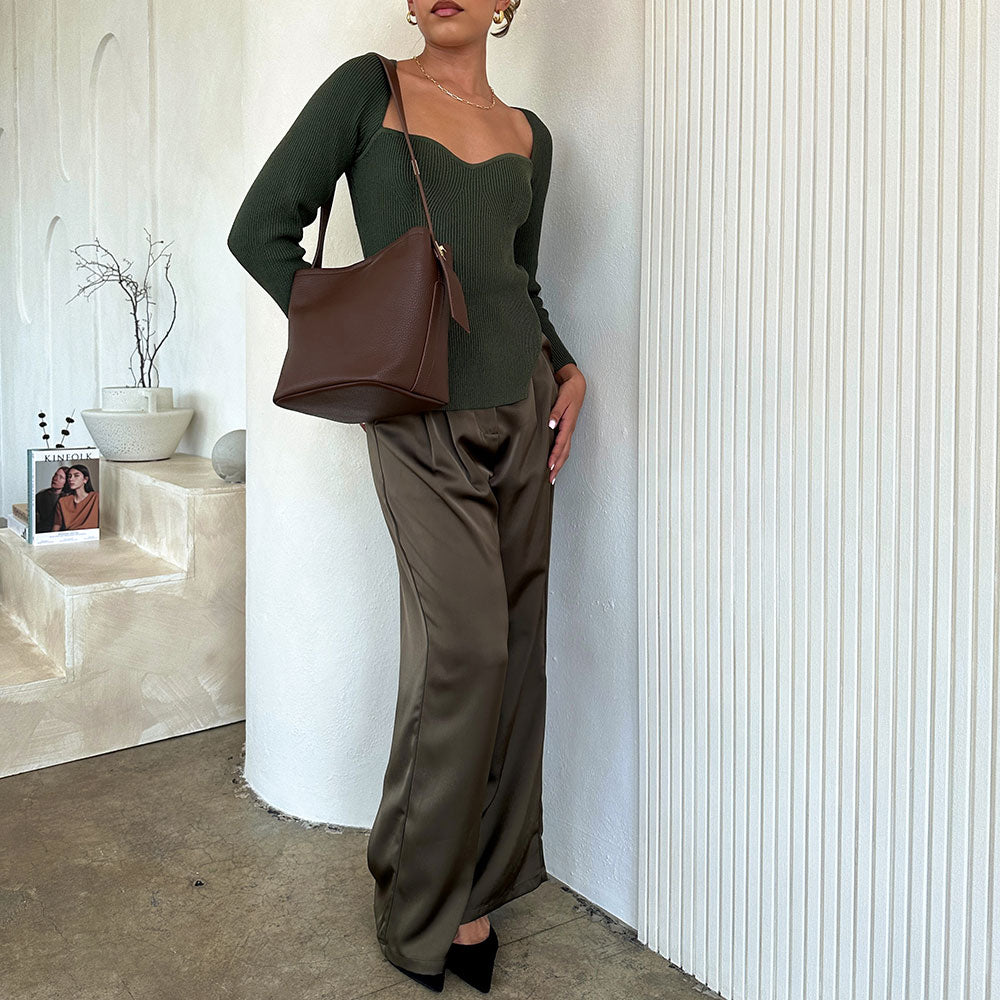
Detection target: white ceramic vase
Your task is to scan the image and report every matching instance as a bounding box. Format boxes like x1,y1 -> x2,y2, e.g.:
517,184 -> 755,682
81,386 -> 194,461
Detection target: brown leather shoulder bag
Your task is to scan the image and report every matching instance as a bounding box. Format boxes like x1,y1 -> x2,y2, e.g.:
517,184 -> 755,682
272,53 -> 470,423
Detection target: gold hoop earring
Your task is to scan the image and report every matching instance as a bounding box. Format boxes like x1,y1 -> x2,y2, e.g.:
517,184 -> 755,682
406,10 -> 418,24
492,10 -> 504,23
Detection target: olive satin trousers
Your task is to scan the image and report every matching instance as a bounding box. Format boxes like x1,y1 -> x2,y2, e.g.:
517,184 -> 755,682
362,337 -> 561,976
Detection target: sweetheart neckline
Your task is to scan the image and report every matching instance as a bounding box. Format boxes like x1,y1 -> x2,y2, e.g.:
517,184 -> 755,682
378,126 -> 534,169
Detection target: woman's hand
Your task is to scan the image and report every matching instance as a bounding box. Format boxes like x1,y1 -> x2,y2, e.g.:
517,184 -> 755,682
546,364 -> 586,484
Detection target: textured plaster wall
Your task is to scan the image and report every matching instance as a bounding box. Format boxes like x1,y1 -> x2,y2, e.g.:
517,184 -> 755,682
0,0 -> 245,514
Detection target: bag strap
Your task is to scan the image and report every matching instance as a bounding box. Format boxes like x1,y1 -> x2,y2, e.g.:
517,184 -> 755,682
376,54 -> 445,258
309,54 -> 470,333
313,55 -> 446,272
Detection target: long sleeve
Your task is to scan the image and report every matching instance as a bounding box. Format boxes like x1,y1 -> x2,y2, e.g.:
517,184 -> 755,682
226,53 -> 377,317
512,113 -> 577,374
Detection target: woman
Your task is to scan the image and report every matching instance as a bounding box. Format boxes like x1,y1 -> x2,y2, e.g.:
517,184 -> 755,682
35,466 -> 71,533
227,1 -> 586,991
52,465 -> 99,531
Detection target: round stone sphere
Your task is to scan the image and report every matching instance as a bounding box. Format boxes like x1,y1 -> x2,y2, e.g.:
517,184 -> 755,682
212,429 -> 246,484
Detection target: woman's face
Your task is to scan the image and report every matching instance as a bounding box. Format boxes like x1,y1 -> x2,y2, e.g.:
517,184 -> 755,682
51,469 -> 66,490
67,469 -> 86,490
408,0 -> 507,42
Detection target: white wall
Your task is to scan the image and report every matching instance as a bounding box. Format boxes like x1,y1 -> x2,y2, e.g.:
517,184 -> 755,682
0,0 -> 246,514
639,3 -> 1000,1000
238,2 -> 645,930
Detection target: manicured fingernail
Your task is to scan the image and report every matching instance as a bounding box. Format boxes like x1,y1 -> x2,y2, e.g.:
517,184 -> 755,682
549,463 -> 554,470
548,418 -> 557,428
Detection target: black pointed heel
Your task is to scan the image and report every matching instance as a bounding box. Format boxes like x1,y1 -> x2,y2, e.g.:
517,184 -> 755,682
445,924 -> 499,993
389,960 -> 445,993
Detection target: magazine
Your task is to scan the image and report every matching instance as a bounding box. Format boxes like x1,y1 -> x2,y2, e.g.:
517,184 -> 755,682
5,507 -> 28,541
27,447 -> 102,545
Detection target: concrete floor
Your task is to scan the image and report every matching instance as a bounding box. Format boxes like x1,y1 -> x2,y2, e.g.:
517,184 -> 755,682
1,722 -> 718,1000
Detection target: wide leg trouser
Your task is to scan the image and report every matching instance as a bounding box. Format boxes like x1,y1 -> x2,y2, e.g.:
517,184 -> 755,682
363,337 -> 561,976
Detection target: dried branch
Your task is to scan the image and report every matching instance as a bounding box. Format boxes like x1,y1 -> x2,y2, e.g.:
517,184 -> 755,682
67,228 -> 178,388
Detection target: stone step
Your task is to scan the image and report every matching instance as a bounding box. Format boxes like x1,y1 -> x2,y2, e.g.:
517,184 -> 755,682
101,453 -> 240,569
0,528 -> 187,594
0,453 -> 246,778
0,606 -> 64,690
0,527 -> 187,672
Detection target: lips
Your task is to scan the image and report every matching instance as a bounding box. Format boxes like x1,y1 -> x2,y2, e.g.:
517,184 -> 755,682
431,0 -> 464,10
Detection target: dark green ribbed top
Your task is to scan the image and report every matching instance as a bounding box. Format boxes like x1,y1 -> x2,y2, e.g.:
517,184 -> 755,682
227,50 -> 577,411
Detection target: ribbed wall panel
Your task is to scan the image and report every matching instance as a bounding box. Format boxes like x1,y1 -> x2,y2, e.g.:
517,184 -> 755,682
638,3 -> 1000,999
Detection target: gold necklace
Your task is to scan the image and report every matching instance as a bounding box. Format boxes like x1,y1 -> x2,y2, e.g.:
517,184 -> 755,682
413,56 -> 497,110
